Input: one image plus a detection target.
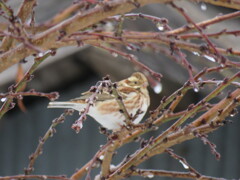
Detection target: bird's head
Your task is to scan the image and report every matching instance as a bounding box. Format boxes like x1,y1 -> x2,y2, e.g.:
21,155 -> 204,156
124,72 -> 149,89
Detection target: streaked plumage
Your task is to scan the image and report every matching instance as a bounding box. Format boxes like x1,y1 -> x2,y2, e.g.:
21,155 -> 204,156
48,72 -> 150,130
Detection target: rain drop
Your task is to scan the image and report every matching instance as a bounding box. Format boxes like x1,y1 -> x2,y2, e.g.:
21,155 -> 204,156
204,55 -> 216,62
193,87 -> 199,93
99,155 -> 104,160
156,22 -> 164,31
126,45 -> 133,51
153,82 -> 162,94
220,63 -> 225,67
200,2 -> 207,11
232,82 -> 240,87
179,160 -> 189,169
110,164 -> 116,170
216,80 -> 221,86
192,51 -> 200,56
38,52 -> 44,57
230,108 -> 237,117
104,22 -> 114,32
147,174 -> 154,178
17,95 -> 23,100
79,122 -> 83,129
110,164 -> 116,168
111,52 -> 118,57
1,97 -> 7,102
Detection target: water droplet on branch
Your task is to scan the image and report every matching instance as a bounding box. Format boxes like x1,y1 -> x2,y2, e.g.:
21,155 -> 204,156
200,2 -> 207,11
147,174 -> 154,178
99,155 -> 104,160
126,45 -> 133,51
193,87 -> 199,93
156,22 -> 164,31
230,108 -> 237,117
179,160 -> 189,169
37,52 -> 44,57
203,55 -> 216,62
153,82 -> 162,94
192,51 -> 200,56
111,52 -> 118,57
1,98 -> 7,102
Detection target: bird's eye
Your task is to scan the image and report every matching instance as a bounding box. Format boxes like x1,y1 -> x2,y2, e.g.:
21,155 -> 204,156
133,81 -> 137,84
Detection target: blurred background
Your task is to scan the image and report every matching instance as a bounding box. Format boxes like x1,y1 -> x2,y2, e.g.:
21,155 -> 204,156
0,0 -> 240,179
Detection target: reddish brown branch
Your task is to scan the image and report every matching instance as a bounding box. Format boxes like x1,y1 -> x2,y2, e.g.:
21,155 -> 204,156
1,0 -> 239,73
108,73 -> 240,179
0,50 -> 55,120
110,13 -> 170,31
63,31 -> 240,57
0,0 -> 168,73
179,30 -> 240,40
132,169 -> 226,180
0,174 -> 69,180
166,11 -> 240,35
0,90 -> 59,101
25,109 -> 74,175
170,3 -> 226,65
89,42 -> 162,80
0,0 -> 37,51
202,0 -> 240,10
194,133 -> 221,160
165,148 -> 201,177
71,79 -> 112,133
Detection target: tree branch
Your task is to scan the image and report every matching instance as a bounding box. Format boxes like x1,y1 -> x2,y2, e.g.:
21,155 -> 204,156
0,0 -> 167,73
132,169 -> 226,180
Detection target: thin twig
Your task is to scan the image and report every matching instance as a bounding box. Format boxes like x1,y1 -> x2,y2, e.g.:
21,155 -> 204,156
179,30 -> 240,40
0,0 -> 167,73
0,0 -> 240,73
170,2 -> 229,66
25,109 -> 74,175
166,11 -> 240,35
108,72 -> 240,179
0,50 -> 55,120
165,148 -> 201,177
0,90 -> 59,101
0,0 -> 37,51
0,174 -> 69,180
132,169 -> 226,180
88,43 -> 162,80
64,31 -> 240,57
71,80 -> 109,133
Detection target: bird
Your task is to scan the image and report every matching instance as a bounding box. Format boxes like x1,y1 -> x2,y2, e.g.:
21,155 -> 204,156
48,72 -> 150,130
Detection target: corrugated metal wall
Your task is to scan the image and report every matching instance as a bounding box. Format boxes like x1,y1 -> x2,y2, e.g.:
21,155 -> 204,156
0,76 -> 240,179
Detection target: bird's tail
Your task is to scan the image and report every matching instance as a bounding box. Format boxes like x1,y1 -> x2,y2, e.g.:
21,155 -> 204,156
48,101 -> 83,111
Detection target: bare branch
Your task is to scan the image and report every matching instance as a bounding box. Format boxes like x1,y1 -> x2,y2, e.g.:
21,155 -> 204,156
132,169 -> 226,180
25,109 -> 74,175
0,0 -> 168,73
0,50 -> 56,120
0,174 -> 69,180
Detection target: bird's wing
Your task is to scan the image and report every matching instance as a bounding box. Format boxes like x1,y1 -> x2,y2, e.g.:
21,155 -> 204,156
70,91 -> 115,102
70,86 -> 132,102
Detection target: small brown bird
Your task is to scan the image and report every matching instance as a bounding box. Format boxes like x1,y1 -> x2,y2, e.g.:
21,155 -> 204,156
48,72 -> 150,130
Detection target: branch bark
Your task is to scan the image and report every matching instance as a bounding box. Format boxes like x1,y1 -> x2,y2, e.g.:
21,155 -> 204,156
0,0 -> 167,73
1,0 -> 240,73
